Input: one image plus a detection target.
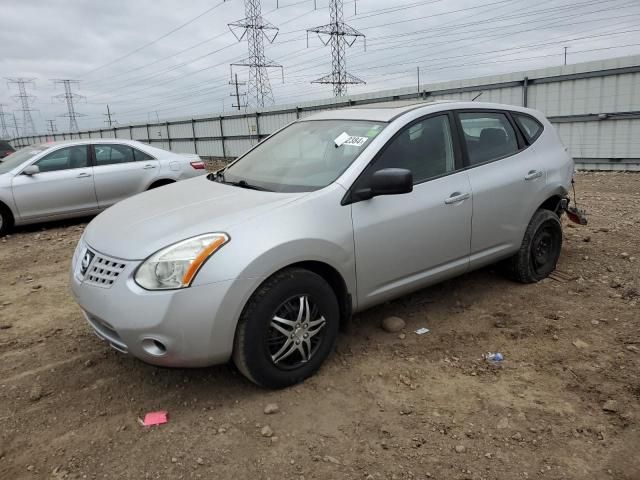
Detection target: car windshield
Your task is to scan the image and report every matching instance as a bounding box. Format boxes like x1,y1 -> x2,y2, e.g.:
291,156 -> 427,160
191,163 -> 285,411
218,120 -> 386,193
0,145 -> 49,174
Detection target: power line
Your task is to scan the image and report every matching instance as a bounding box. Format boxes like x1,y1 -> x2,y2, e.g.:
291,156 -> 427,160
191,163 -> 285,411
6,77 -> 37,136
229,0 -> 283,108
52,79 -> 86,132
307,0 -> 365,96
81,0 -> 229,78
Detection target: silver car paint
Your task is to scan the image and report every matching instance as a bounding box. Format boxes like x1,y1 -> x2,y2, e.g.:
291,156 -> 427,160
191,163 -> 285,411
0,139 -> 205,226
71,101 -> 573,367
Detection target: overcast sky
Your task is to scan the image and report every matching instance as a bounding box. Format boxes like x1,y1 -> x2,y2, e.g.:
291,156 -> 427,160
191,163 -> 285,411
1,0 -> 639,135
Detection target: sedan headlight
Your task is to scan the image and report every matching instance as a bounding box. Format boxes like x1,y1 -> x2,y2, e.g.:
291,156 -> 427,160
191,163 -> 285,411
134,233 -> 229,290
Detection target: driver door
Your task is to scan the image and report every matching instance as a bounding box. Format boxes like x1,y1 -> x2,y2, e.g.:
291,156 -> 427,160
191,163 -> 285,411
11,145 -> 98,221
350,113 -> 473,308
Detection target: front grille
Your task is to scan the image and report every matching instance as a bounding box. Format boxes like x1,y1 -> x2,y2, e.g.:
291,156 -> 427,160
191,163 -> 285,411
84,253 -> 127,288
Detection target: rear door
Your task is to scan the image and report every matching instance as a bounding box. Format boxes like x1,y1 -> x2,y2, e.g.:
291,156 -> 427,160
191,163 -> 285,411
350,112 -> 473,308
11,145 -> 98,220
91,143 -> 159,208
454,110 -> 547,267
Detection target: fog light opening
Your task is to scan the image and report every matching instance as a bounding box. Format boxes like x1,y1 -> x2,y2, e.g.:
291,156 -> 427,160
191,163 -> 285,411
141,338 -> 167,357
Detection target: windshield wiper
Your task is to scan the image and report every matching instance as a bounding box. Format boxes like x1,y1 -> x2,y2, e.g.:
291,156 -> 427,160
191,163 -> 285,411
225,179 -> 271,191
210,169 -> 271,191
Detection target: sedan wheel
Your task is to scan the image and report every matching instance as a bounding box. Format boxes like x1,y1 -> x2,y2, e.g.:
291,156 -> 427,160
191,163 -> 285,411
233,268 -> 339,388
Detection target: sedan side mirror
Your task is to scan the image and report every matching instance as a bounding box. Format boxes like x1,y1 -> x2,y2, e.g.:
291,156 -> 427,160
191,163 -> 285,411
23,165 -> 40,176
354,168 -> 413,201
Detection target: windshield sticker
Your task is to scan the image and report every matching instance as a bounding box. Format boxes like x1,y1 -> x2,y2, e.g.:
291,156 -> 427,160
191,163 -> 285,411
365,125 -> 382,138
334,132 -> 368,148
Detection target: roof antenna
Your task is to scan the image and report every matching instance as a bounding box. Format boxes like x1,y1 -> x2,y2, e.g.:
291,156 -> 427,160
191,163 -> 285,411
471,92 -> 483,101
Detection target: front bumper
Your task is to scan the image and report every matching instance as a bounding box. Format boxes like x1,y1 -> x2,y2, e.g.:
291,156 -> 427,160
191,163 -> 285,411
69,243 -> 257,367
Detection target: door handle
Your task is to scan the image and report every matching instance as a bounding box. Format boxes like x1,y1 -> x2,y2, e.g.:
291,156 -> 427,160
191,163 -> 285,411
444,192 -> 470,205
143,164 -> 156,170
525,170 -> 543,181
77,172 -> 92,178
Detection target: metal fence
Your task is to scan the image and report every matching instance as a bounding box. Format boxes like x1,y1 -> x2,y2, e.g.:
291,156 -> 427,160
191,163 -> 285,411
10,54 -> 640,171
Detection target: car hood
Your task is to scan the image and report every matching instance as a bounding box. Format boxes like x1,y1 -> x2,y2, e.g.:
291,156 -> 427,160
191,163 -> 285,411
83,175 -> 303,260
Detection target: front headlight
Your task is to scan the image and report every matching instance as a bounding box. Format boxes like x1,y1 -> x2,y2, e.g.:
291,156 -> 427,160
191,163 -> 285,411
134,233 -> 229,290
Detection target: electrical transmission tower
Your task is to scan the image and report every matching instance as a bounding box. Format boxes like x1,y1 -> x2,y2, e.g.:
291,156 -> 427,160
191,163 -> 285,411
0,104 -> 10,139
6,77 -> 38,135
307,0 -> 365,97
228,0 -> 283,109
52,79 -> 85,132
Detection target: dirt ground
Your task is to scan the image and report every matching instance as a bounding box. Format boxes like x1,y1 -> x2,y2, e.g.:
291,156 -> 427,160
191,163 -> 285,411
1,172 -> 639,480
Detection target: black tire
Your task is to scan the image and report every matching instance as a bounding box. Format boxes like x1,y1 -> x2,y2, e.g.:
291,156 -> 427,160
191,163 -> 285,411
503,209 -> 563,283
232,268 -> 340,388
0,204 -> 13,237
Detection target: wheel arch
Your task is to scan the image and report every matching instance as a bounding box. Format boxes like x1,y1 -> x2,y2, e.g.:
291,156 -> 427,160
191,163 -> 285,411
147,178 -> 175,190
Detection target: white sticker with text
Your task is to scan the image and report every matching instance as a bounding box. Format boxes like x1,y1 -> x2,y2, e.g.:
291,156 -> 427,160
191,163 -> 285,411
334,132 -> 368,148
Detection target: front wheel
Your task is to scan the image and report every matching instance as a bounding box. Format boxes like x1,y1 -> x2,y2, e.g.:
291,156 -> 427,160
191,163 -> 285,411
232,268 -> 340,388
503,209 -> 563,283
0,205 -> 13,237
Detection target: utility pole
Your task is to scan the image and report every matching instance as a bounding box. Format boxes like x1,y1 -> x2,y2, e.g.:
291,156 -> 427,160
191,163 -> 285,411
5,77 -> 37,136
417,67 -> 420,95
228,0 -> 283,109
564,46 -> 568,66
52,79 -> 85,132
46,119 -> 57,140
103,104 -> 115,127
307,0 -> 365,97
12,113 -> 20,137
0,104 -> 10,139
229,73 -> 247,110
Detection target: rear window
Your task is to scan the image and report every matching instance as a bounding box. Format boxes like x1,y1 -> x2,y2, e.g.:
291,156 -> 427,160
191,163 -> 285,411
513,114 -> 543,142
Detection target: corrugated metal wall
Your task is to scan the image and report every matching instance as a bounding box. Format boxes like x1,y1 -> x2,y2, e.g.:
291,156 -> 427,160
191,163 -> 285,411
9,54 -> 640,171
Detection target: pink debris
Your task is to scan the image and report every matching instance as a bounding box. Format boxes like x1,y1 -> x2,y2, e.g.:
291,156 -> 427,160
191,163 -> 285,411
141,410 -> 168,426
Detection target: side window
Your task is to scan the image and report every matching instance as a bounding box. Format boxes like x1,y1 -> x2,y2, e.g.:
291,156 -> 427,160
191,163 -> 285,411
35,145 -> 89,172
513,114 -> 543,142
458,112 -> 519,165
94,144 -> 135,166
373,115 -> 455,184
133,148 -> 155,161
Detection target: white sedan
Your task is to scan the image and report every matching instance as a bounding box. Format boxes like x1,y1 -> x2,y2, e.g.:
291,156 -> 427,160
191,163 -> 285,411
0,139 -> 207,235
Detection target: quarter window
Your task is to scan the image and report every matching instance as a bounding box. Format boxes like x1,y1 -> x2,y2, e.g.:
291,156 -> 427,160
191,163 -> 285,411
372,115 -> 455,184
94,144 -> 135,166
514,114 -> 543,142
133,148 -> 155,161
459,112 -> 518,165
35,145 -> 89,172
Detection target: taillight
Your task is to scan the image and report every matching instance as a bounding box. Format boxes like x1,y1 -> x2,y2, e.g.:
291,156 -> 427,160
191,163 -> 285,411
190,161 -> 205,170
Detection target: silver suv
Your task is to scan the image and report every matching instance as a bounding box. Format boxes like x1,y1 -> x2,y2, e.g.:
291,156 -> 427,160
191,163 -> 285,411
70,101 -> 574,388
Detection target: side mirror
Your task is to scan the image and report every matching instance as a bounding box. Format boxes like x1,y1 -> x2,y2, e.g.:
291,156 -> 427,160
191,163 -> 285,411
23,165 -> 40,176
354,168 -> 413,201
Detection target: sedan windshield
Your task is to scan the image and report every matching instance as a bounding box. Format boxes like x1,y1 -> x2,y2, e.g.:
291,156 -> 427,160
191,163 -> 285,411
219,120 -> 386,192
0,145 -> 49,174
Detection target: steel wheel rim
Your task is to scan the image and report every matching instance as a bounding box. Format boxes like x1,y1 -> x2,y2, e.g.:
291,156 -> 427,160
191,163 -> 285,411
530,224 -> 558,275
267,295 -> 327,370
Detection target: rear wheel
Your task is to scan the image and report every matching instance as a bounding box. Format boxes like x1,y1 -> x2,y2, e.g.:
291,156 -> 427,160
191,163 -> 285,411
0,204 -> 13,237
503,209 -> 562,283
233,268 -> 339,388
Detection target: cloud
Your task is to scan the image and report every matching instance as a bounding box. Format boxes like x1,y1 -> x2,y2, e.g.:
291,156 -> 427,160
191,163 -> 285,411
1,0 -> 639,134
